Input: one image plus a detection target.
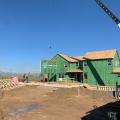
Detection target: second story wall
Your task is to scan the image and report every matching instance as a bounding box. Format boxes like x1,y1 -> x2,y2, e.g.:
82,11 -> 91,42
83,58 -> 120,86
51,54 -> 78,74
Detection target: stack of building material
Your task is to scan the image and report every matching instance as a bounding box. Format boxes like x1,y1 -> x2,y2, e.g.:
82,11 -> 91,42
0,78 -> 22,90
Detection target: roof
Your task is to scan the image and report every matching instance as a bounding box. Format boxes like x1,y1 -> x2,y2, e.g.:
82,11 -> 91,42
66,69 -> 83,73
74,56 -> 85,61
58,54 -> 78,63
84,49 -> 117,60
113,68 -> 120,73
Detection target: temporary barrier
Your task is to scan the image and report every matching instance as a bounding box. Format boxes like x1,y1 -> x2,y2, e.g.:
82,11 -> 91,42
97,86 -> 115,91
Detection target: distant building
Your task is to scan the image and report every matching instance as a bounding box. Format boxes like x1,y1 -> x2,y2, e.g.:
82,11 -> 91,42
41,49 -> 120,86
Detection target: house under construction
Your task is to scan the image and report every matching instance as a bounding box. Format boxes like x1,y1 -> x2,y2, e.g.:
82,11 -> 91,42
41,49 -> 120,86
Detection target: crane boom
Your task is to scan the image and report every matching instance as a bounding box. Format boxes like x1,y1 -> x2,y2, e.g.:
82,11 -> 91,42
95,0 -> 120,28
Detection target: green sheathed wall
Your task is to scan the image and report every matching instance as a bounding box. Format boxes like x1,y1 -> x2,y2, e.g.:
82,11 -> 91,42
41,54 -> 78,81
83,53 -> 120,86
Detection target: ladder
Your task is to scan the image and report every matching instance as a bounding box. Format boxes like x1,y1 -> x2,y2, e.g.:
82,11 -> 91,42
95,0 -> 120,28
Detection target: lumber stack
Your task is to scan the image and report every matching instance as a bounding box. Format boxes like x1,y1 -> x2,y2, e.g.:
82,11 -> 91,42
0,78 -> 20,90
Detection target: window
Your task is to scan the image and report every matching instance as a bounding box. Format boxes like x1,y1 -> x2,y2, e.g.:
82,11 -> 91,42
108,59 -> 112,66
64,62 -> 69,67
59,74 -> 64,78
118,74 -> 120,77
76,62 -> 80,67
84,61 -> 87,66
84,73 -> 88,79
54,63 -> 57,67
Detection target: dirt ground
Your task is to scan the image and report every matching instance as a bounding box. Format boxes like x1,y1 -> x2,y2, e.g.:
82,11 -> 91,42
0,85 -> 115,120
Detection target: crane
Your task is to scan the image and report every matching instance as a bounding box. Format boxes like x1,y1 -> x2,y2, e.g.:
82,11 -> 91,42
95,0 -> 120,28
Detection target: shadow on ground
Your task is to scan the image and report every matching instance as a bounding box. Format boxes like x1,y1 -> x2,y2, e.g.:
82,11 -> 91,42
82,100 -> 120,120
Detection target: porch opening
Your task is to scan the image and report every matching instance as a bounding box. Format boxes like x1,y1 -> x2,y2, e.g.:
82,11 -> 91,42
66,69 -> 83,83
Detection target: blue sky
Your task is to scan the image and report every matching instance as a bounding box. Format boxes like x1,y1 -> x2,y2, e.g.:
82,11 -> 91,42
0,0 -> 120,73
